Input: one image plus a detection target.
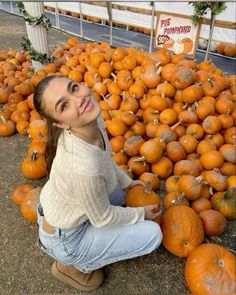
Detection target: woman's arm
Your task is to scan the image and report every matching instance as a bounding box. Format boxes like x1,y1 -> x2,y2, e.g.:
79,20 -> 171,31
73,174 -> 144,227
111,160 -> 133,189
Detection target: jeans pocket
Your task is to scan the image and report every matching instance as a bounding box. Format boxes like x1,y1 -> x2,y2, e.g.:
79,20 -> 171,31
37,238 -> 56,258
61,222 -> 88,256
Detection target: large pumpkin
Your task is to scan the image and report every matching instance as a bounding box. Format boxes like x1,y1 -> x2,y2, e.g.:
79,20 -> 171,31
161,205 -> 204,257
185,243 -> 236,295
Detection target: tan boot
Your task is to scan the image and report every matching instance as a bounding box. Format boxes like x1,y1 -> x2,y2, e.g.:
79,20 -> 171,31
51,261 -> 104,291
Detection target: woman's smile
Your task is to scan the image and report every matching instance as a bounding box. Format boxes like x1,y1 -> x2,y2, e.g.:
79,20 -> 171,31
81,98 -> 94,114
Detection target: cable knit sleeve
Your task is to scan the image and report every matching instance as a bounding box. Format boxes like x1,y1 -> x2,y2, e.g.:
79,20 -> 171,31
73,174 -> 144,227
111,160 -> 133,189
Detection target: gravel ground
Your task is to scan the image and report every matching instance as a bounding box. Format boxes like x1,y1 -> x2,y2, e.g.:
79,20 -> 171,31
0,9 -> 235,295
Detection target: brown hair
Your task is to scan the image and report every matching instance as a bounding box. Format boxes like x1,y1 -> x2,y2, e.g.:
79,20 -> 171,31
33,75 -> 65,173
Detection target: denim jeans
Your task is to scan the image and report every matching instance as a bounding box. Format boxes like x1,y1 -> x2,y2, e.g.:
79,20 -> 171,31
37,185 -> 162,273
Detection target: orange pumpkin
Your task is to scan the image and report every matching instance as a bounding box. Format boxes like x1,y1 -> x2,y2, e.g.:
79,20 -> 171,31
163,192 -> 189,210
21,152 -> 47,179
199,209 -> 226,236
20,187 -> 41,222
11,183 -> 36,205
125,182 -> 161,223
139,172 -> 159,191
211,188 -> 236,219
185,243 -> 236,295
161,205 -> 204,257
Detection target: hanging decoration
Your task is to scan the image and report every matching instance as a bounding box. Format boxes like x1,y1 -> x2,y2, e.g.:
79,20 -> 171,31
17,2 -> 52,30
21,36 -> 55,64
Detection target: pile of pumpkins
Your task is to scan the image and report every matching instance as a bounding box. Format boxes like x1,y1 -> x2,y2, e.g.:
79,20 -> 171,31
1,37 -> 236,294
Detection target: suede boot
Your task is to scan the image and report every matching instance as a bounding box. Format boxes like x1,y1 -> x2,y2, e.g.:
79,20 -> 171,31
51,261 -> 104,291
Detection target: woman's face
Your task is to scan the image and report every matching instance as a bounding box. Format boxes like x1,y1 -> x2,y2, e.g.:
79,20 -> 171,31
42,77 -> 101,129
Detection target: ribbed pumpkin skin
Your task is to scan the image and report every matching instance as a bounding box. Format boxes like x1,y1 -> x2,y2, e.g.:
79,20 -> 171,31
185,243 -> 236,295
161,205 -> 204,257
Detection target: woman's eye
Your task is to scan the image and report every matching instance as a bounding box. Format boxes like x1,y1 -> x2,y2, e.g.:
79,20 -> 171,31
72,84 -> 79,92
61,102 -> 68,111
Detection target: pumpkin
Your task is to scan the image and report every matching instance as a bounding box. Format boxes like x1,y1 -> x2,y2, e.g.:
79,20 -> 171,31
20,187 -> 41,223
200,150 -> 224,170
185,243 -> 236,295
178,175 -> 203,200
227,175 -> 236,189
106,118 -> 128,136
186,123 -> 204,140
173,160 -> 199,176
125,182 -> 161,223
28,119 -> 47,140
166,141 -> 187,162
111,151 -> 128,165
123,135 -> 145,156
191,198 -> 212,213
138,139 -> 163,163
219,144 -> 236,164
211,188 -> 236,219
161,205 -> 204,257
197,139 -> 216,155
181,85 -> 203,104
170,68 -> 196,90
220,162 -> 236,176
151,157 -> 173,179
11,183 -> 36,205
165,175 -> 180,193
128,156 -> 150,178
0,115 -> 15,136
179,134 -> 198,154
21,152 -> 47,179
139,172 -> 159,191
199,209 -> 226,236
201,170 -> 227,192
163,192 -> 189,210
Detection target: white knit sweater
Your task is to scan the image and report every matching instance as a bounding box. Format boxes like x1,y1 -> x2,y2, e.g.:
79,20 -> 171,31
40,119 -> 145,228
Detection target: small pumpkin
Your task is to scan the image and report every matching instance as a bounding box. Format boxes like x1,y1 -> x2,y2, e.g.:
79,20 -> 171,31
20,187 -> 41,223
125,182 -> 161,223
211,188 -> 236,219
21,152 -> 47,179
199,209 -> 226,236
11,183 -> 36,205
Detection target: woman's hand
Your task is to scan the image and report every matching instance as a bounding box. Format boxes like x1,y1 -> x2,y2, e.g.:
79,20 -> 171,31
143,204 -> 161,220
126,180 -> 145,190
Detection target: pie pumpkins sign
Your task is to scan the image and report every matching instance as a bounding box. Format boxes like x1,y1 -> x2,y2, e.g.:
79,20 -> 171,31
154,12 -> 201,58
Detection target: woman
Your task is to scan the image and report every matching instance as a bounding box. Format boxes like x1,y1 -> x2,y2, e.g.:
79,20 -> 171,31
34,75 -> 162,292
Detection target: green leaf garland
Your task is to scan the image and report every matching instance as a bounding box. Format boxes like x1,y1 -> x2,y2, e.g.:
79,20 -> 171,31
17,2 -> 52,30
21,36 -> 55,64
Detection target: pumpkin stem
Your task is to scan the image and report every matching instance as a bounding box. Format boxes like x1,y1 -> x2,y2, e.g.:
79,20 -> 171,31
171,120 -> 182,130
196,176 -> 203,184
209,186 -> 214,195
30,152 -> 37,161
144,181 -> 152,194
102,94 -> 108,102
110,72 -> 117,81
133,156 -> 146,162
0,115 -> 7,124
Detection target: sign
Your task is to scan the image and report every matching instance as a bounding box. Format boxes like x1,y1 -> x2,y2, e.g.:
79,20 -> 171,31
154,12 -> 201,58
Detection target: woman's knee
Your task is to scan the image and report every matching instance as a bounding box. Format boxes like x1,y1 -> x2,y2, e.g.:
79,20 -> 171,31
143,221 -> 163,252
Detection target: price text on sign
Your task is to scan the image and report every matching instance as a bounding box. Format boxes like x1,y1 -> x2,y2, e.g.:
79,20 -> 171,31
154,12 -> 200,58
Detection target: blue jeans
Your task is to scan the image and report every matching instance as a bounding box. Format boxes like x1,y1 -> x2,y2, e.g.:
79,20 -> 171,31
37,185 -> 162,273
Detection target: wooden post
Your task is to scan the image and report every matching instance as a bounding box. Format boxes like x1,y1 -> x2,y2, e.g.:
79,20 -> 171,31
106,1 -> 113,46
55,2 -> 60,29
205,13 -> 216,61
149,1 -> 155,53
79,2 -> 83,37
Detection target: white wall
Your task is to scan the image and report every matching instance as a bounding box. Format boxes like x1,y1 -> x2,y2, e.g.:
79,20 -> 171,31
45,2 -> 236,43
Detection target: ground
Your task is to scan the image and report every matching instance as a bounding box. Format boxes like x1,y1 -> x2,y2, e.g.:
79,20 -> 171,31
0,10 -> 235,295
